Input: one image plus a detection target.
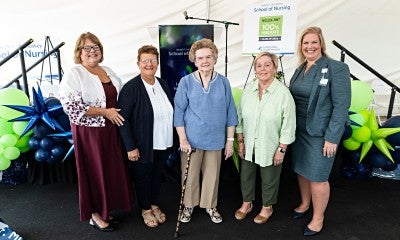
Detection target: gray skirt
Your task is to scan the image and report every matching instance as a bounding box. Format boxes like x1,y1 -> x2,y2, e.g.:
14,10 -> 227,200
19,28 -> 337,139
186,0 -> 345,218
291,116 -> 335,182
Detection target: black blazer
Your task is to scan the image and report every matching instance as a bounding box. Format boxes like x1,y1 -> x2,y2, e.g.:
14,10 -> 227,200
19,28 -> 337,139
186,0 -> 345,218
117,74 -> 174,163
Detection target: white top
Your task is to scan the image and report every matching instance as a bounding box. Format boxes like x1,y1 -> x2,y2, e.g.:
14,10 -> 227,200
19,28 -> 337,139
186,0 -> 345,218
142,78 -> 173,150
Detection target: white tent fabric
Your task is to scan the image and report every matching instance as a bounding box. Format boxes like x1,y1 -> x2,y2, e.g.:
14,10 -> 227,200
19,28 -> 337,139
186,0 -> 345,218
0,0 -> 399,101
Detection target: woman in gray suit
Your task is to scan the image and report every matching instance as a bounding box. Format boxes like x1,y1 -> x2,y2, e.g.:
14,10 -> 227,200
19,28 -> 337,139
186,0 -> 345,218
289,26 -> 351,236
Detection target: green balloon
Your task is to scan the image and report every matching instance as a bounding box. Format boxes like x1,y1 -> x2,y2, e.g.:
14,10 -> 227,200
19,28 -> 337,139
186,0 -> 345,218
349,80 -> 373,112
0,155 -> 11,170
0,88 -> 30,120
352,126 -> 371,143
231,87 -> 243,107
0,134 -> 18,147
15,135 -> 30,149
343,138 -> 361,151
0,144 -> 4,155
19,145 -> 31,153
0,117 -> 13,135
4,146 -> 20,160
349,113 -> 365,128
12,121 -> 32,136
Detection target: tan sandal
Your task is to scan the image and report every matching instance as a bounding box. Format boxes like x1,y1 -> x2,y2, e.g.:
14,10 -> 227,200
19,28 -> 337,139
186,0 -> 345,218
235,202 -> 253,220
254,206 -> 273,224
151,205 -> 166,224
142,209 -> 158,228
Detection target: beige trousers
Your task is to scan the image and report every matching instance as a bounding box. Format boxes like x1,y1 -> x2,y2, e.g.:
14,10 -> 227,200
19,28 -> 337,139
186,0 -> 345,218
180,149 -> 222,209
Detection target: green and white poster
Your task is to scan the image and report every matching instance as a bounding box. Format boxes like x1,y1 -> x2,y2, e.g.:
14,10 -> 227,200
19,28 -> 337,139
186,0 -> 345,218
242,0 -> 297,55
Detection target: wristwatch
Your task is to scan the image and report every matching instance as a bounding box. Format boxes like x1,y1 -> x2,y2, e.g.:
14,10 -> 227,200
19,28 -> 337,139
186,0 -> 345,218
278,147 -> 286,153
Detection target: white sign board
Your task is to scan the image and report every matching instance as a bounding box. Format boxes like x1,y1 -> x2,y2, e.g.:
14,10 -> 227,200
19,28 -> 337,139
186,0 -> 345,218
242,0 -> 298,55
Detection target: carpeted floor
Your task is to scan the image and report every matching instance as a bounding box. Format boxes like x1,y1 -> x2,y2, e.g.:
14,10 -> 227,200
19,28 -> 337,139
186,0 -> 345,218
1,159 -> 400,240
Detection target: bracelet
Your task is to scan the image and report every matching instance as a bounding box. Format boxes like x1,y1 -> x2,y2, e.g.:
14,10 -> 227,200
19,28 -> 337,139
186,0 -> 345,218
227,137 -> 234,141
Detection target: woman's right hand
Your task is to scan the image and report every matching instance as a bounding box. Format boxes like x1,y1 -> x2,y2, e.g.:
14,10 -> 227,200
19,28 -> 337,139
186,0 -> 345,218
180,139 -> 192,154
104,108 -> 125,126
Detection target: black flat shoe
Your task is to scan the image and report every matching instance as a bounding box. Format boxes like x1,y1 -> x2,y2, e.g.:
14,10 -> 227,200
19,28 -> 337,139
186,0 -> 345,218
293,209 -> 308,219
89,218 -> 115,232
303,226 -> 321,236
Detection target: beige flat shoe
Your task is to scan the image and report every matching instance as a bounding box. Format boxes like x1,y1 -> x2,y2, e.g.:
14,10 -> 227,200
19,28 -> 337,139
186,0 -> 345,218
234,203 -> 253,220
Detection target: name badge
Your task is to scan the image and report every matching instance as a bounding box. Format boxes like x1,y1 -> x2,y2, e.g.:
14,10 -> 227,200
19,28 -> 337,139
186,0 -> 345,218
319,68 -> 329,86
319,78 -> 328,86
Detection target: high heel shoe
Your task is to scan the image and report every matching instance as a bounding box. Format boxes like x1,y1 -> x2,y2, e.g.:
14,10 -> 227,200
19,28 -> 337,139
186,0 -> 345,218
303,226 -> 321,236
292,209 -> 308,219
89,218 -> 115,232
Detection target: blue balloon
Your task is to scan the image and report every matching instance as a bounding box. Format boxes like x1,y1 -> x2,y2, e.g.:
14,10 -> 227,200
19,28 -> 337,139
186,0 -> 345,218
28,136 -> 41,150
367,151 -> 391,168
51,144 -> 65,159
382,116 -> 400,146
342,124 -> 353,140
56,114 -> 71,131
47,154 -> 59,165
35,148 -> 50,162
34,122 -> 53,138
382,161 -> 398,171
40,137 -> 54,150
44,97 -> 62,108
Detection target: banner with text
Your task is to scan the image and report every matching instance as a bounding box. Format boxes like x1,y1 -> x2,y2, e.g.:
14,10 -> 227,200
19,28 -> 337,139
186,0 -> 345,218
159,25 -> 213,96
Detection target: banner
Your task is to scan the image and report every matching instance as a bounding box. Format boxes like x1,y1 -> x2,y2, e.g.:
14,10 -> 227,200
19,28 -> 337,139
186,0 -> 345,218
242,0 -> 298,55
159,25 -> 214,96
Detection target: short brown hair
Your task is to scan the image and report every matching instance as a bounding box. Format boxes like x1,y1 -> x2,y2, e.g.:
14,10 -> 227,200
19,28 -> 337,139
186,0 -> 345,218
73,32 -> 104,64
137,45 -> 159,62
188,38 -> 218,63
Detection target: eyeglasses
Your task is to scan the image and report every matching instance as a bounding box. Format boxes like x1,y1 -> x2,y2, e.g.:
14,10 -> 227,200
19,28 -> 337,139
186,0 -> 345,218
140,59 -> 158,64
81,45 -> 100,52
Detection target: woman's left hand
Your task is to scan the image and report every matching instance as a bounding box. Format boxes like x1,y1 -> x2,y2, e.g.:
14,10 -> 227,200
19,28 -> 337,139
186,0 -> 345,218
323,141 -> 337,158
273,151 -> 285,166
105,108 -> 125,126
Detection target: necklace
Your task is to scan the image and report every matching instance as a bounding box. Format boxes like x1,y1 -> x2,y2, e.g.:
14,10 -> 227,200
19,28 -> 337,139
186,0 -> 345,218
198,70 -> 214,88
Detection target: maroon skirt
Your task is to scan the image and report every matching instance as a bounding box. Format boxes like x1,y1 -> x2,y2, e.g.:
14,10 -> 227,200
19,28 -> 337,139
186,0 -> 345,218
72,121 -> 133,221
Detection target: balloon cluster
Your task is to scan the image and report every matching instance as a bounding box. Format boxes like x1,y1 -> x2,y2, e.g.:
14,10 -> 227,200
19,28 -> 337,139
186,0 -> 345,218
0,88 -> 32,170
27,96 -> 71,164
3,86 -> 72,167
341,80 -> 400,176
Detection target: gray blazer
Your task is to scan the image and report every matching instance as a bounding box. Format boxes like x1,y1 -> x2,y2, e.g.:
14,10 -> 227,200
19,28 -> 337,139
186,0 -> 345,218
289,55 -> 351,144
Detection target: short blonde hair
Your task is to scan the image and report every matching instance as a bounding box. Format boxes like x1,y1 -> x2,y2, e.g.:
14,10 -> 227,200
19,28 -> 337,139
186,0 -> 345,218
253,52 -> 279,71
188,38 -> 218,63
73,32 -> 104,64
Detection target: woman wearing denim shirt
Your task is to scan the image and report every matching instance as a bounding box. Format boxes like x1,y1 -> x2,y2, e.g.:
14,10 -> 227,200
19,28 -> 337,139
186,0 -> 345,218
174,38 -> 238,224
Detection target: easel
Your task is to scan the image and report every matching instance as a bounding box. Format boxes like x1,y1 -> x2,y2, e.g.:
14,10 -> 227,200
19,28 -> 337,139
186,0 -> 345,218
243,54 -> 286,89
39,36 -> 63,84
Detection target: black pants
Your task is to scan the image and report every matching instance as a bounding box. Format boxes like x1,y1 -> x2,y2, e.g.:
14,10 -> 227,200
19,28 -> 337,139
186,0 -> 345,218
129,149 -> 169,210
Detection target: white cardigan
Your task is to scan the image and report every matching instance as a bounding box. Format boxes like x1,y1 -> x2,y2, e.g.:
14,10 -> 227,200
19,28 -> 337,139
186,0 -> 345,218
58,65 -> 122,127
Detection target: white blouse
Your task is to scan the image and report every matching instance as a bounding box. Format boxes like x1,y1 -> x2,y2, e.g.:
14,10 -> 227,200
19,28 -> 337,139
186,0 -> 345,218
142,78 -> 173,150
